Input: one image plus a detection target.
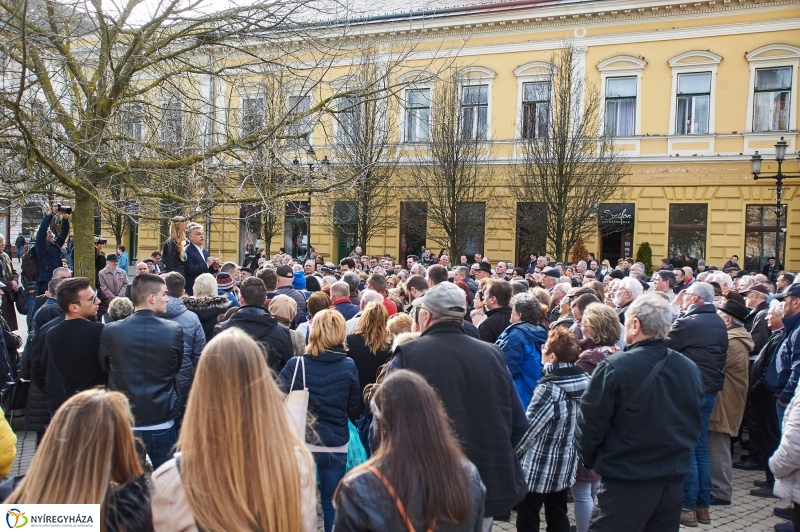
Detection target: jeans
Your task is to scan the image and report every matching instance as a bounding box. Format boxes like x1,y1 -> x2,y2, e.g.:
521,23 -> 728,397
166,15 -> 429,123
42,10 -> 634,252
15,247 -> 22,260
314,451 -> 347,532
778,401 -> 787,431
683,392 -> 717,510
572,480 -> 600,532
134,426 -> 177,471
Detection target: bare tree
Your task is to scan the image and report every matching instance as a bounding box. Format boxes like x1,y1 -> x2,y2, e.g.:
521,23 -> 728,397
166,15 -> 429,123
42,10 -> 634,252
404,67 -> 498,258
0,0 -> 434,282
328,58 -> 398,254
514,45 -> 629,263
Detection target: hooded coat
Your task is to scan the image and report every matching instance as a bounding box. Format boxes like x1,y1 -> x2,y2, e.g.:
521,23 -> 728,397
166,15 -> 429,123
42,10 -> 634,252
162,297 -> 206,367
496,322 -> 547,408
709,326 -> 753,436
214,306 -> 293,373
182,295 -> 233,343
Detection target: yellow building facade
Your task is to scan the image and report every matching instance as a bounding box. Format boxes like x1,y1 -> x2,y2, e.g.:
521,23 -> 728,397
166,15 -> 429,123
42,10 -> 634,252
125,0 -> 800,272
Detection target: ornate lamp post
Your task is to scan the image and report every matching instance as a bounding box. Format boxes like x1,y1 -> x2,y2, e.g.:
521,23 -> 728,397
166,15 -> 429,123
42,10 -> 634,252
751,137 -> 800,269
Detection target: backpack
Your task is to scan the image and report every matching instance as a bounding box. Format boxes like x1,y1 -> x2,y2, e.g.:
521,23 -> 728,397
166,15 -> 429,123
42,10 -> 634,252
20,246 -> 41,281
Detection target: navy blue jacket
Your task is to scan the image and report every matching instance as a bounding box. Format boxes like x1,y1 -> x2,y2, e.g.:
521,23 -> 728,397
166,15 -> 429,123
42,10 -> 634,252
184,244 -> 215,296
765,312 -> 800,405
34,214 -> 69,283
333,300 -> 360,321
277,349 -> 361,447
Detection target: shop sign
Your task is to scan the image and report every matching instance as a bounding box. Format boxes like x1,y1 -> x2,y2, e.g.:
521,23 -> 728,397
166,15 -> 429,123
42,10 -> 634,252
598,203 -> 635,230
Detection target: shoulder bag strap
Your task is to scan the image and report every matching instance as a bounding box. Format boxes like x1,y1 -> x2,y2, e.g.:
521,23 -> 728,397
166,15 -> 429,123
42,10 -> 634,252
613,349 -> 673,421
367,466 -> 434,532
289,356 -> 307,391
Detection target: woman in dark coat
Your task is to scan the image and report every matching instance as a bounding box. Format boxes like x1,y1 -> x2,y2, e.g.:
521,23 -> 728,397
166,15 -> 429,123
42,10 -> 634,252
20,351 -> 48,447
161,220 -> 187,277
346,301 -> 392,417
182,273 -> 233,342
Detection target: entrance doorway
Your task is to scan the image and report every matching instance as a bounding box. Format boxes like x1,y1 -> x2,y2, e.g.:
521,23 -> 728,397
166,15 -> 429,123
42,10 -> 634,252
598,203 -> 635,266
600,229 -> 633,266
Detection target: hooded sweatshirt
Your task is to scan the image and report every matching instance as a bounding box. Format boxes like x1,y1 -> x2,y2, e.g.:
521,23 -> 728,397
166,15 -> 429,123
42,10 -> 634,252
496,321 -> 548,408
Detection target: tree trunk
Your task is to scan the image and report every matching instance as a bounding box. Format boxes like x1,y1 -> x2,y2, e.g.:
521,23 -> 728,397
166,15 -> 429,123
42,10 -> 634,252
72,191 -> 97,286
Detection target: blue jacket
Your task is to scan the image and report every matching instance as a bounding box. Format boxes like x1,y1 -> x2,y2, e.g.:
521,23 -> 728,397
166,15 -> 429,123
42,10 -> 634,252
34,215 -> 69,283
333,300 -> 360,321
117,252 -> 129,272
277,349 -> 361,447
496,322 -> 547,408
765,312 -> 800,405
162,297 -> 206,367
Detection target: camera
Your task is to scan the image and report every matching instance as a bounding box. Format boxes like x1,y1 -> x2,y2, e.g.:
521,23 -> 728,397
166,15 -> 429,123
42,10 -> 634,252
56,204 -> 72,215
96,237 -> 107,245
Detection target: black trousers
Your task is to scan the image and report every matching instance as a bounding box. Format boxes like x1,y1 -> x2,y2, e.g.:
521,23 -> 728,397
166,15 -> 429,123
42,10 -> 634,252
516,489 -> 570,532
752,399 -> 781,486
793,502 -> 800,530
589,477 -> 683,532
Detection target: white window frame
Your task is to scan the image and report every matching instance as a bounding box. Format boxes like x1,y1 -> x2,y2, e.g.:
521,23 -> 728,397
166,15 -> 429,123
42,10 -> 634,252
402,87 -> 432,143
285,90 -> 314,147
239,88 -> 266,138
597,56 -> 647,138
159,97 -> 183,148
667,51 -> 722,136
745,44 -> 800,133
458,67 -> 495,142
397,70 -> 434,144
514,61 -> 556,140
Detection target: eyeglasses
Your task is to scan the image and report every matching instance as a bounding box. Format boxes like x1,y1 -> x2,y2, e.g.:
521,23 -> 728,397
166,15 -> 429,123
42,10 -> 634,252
75,293 -> 99,305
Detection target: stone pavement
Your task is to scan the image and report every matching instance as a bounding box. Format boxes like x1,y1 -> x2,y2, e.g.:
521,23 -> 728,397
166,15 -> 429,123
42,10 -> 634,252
2,432 -> 790,531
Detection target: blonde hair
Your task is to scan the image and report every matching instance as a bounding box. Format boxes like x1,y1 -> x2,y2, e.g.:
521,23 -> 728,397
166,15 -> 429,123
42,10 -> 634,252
582,303 -> 623,346
7,390 -> 142,524
170,220 -> 187,262
108,297 -> 134,321
306,309 -> 346,356
178,329 -> 312,532
192,273 -> 217,298
353,301 -> 390,354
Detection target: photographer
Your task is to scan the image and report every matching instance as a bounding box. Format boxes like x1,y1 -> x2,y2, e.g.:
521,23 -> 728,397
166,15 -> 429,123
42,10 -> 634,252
34,204 -> 71,296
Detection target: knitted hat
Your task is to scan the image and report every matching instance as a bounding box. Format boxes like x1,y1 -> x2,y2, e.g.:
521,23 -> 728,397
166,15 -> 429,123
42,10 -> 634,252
292,271 -> 306,290
216,272 -> 234,292
268,295 -> 297,326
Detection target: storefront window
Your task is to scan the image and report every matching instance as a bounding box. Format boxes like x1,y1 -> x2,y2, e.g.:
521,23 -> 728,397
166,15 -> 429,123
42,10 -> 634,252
457,202 -> 485,257
399,202 -> 427,260
745,204 -> 785,272
516,202 -> 547,267
668,204 -> 707,269
284,201 -> 309,259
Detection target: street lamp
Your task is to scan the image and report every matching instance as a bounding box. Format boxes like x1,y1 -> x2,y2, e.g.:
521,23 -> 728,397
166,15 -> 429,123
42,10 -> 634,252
751,137 -> 800,270
292,147 -> 330,258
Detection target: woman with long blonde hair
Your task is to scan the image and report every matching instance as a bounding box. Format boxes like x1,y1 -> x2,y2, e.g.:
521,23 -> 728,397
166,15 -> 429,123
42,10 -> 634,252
151,328 -> 317,532
347,301 -> 392,418
278,310 -> 361,532
5,389 -> 151,532
162,219 -> 188,276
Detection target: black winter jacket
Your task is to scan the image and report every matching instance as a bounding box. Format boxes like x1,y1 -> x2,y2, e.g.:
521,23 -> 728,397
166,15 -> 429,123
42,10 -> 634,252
346,333 -> 392,417
575,338 -> 704,481
214,306 -> 293,373
29,308 -> 66,412
478,306 -> 512,344
745,301 -> 770,357
99,310 -> 190,426
182,295 -> 233,342
666,303 -> 729,394
277,349 -> 361,447
334,460 -> 486,532
390,322 -> 527,518
20,351 -> 48,433
161,238 -> 186,277
750,328 -> 785,412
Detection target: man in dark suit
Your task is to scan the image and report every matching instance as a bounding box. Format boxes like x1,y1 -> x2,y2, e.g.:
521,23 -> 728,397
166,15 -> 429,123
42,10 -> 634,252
184,222 -> 219,295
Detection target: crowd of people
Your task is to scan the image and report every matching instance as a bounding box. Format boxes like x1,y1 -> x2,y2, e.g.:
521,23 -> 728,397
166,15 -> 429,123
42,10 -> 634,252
0,210 -> 799,531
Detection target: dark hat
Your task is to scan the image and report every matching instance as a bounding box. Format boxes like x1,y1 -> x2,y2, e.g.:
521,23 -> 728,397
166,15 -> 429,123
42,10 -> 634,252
106,254 -> 118,262
542,266 -> 560,278
718,299 -> 749,322
733,270 -> 748,278
698,259 -> 706,266
476,262 -> 493,273
240,266 -> 253,274
739,283 -> 770,296
276,265 -> 294,279
609,270 -> 625,280
775,284 -> 800,300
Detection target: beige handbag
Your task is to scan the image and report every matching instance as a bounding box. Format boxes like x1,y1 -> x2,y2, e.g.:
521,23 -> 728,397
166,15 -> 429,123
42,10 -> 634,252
285,356 -> 309,443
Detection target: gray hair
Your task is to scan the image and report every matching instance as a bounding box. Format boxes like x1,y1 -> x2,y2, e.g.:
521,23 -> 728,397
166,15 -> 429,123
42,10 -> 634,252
554,282 -> 572,295
456,266 -> 470,278
360,289 -> 383,306
687,282 -> 715,303
769,299 -> 784,316
511,293 -> 542,324
618,277 -> 643,299
330,281 -> 350,299
511,280 -> 529,296
186,222 -> 203,236
629,270 -> 646,281
626,292 -> 673,340
343,272 -> 360,292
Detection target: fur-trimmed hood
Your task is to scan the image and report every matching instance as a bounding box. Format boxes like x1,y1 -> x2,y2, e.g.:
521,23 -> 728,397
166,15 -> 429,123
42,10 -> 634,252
181,295 -> 232,312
